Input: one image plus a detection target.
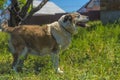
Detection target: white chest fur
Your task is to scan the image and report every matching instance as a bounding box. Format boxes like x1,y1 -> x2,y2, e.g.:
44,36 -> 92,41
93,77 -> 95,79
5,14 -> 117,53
48,22 -> 71,50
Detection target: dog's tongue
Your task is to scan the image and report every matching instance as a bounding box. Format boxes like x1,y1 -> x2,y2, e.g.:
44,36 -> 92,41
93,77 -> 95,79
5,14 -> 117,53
78,23 -> 86,27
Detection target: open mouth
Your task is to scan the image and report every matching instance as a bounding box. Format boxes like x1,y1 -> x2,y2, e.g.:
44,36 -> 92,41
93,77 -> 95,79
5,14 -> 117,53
76,22 -> 89,28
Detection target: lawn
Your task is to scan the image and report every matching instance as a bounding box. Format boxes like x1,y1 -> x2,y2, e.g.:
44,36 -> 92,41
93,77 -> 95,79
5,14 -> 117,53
0,21 -> 120,80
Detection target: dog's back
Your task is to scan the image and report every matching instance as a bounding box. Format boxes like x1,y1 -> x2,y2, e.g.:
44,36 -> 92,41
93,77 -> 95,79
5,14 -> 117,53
1,22 -> 58,55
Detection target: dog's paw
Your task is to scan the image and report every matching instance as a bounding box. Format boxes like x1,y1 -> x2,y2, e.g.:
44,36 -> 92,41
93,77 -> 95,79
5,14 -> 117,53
57,67 -> 64,74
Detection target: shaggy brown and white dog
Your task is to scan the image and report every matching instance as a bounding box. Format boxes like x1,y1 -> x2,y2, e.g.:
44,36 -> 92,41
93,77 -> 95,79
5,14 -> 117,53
1,12 -> 89,73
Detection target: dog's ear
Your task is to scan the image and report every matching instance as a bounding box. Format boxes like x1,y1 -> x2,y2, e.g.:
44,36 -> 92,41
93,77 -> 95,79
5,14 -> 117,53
63,14 -> 72,22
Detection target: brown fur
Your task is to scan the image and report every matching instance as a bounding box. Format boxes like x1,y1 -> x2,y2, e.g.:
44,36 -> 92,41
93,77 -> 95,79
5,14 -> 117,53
11,25 -> 57,55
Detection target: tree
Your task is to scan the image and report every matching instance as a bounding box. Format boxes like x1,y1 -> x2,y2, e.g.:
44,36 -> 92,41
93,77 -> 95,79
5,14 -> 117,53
4,0 -> 49,27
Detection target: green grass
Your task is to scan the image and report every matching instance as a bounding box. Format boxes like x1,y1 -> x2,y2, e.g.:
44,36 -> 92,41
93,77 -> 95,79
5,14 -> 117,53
0,21 -> 120,80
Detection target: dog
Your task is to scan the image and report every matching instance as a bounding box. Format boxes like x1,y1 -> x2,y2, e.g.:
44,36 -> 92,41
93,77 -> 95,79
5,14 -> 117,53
1,12 -> 89,73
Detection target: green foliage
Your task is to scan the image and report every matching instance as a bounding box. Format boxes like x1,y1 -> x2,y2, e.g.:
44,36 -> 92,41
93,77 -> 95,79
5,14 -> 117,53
0,32 -> 9,53
0,21 -> 120,80
0,0 -> 6,9
18,0 -> 26,8
18,0 -> 32,12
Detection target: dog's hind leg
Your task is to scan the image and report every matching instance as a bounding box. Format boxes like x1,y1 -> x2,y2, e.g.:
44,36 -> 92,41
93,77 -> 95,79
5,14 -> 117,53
8,36 -> 15,53
12,47 -> 28,72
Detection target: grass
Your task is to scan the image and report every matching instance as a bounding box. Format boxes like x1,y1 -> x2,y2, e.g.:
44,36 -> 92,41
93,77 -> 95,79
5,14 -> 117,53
0,21 -> 120,80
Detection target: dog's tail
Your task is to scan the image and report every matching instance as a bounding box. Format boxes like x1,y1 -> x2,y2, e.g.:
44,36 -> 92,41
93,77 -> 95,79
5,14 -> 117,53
1,21 -> 14,33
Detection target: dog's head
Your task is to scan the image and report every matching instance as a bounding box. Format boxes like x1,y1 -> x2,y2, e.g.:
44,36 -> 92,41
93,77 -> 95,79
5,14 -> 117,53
58,12 -> 89,34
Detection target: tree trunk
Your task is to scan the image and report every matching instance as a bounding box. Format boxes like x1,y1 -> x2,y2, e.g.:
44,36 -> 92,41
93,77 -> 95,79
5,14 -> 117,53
8,0 -> 20,27
9,0 -> 49,27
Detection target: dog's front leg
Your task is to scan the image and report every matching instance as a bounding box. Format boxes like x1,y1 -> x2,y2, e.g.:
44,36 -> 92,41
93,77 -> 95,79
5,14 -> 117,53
51,53 -> 63,73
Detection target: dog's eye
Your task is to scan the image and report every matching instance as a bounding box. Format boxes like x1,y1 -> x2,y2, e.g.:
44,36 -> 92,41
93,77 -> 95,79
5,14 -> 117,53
64,15 -> 72,22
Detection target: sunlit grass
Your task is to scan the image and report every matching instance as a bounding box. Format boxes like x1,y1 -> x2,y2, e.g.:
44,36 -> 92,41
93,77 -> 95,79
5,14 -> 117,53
0,21 -> 120,80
